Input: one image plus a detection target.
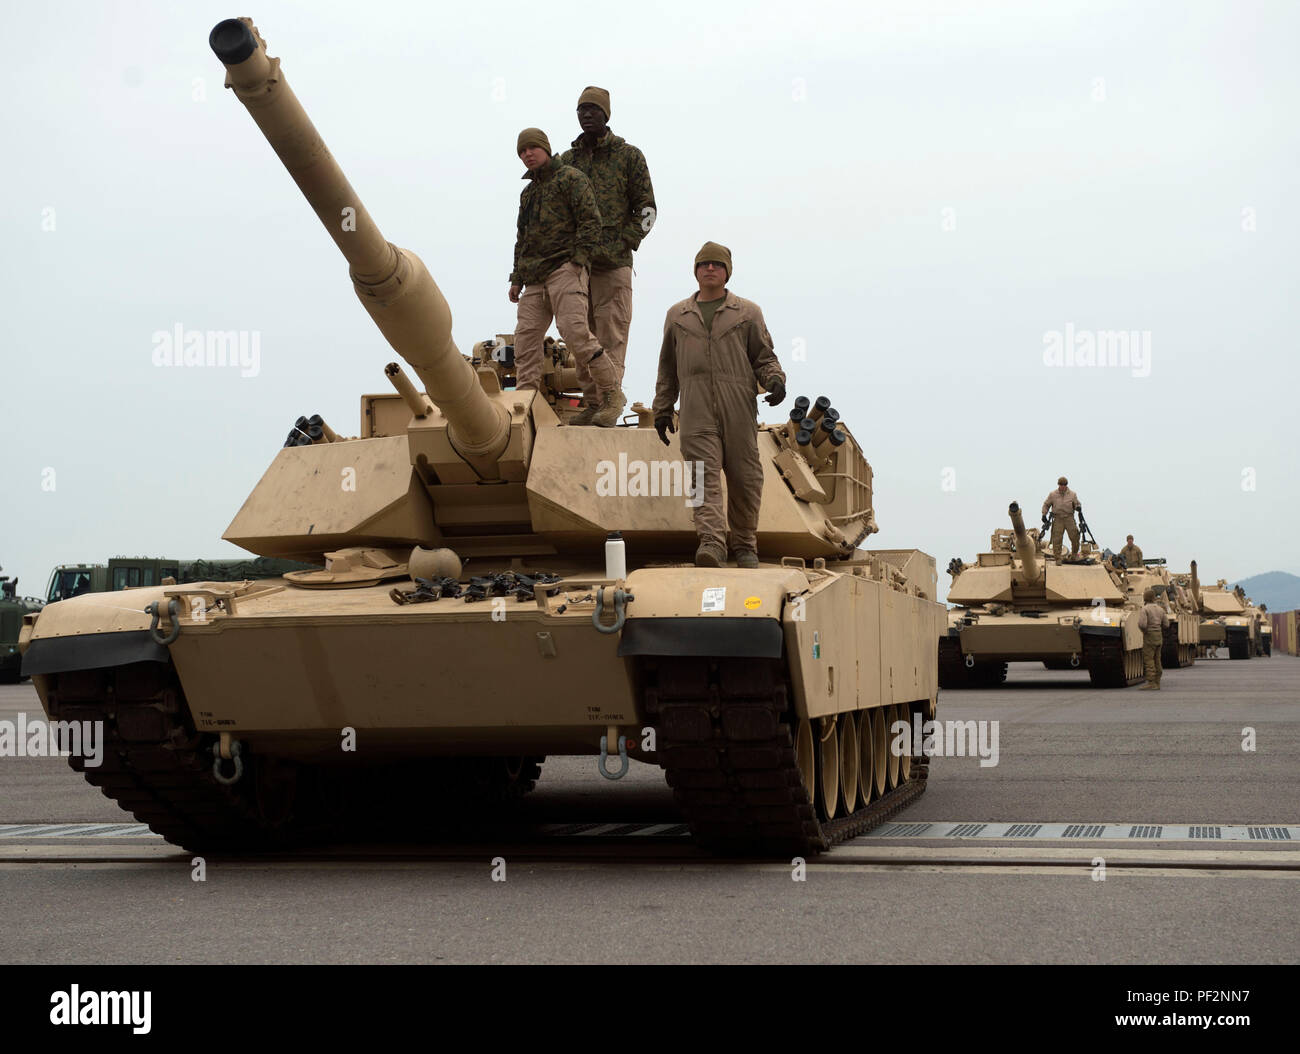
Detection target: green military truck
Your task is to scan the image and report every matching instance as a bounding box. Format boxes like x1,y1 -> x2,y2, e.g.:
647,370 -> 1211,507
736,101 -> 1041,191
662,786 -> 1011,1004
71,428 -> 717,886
43,556 -> 317,603
1,567 -> 45,682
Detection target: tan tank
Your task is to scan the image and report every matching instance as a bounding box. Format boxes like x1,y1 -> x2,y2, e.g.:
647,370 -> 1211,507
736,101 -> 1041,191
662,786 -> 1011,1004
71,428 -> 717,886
16,18 -> 943,857
940,502 -> 1144,688
1115,557 -> 1197,668
1172,563 -> 1255,659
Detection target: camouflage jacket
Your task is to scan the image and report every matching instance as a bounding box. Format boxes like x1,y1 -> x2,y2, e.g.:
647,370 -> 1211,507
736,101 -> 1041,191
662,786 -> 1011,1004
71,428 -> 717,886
559,130 -> 655,271
511,157 -> 602,286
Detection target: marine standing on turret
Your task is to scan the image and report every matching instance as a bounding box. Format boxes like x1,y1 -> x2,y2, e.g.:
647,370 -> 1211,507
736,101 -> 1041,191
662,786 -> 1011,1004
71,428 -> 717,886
653,242 -> 786,568
1137,587 -> 1170,690
559,87 -> 656,425
1119,535 -> 1144,568
509,127 -> 626,426
1042,476 -> 1081,561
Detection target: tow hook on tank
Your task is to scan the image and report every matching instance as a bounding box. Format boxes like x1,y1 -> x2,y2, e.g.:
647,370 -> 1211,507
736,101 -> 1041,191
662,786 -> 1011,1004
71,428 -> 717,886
1070,653 -> 1080,668
597,725 -> 629,780
212,736 -> 244,785
964,654 -> 975,668
592,586 -> 634,635
144,599 -> 181,645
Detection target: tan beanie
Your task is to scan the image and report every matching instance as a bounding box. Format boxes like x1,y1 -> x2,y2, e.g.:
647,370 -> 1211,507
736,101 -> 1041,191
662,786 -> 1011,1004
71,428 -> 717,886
516,127 -> 551,155
577,86 -> 611,119
694,241 -> 733,279
1143,588 -> 1156,602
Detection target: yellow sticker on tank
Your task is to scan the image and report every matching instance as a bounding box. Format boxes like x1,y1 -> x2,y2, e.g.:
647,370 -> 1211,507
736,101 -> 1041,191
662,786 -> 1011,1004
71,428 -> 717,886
744,596 -> 762,610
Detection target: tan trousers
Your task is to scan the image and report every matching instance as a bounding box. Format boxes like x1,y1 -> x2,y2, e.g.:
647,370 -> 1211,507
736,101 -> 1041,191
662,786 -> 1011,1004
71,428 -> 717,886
514,262 -> 616,393
1142,631 -> 1163,686
1050,515 -> 1080,559
682,416 -> 763,555
576,266 -> 633,401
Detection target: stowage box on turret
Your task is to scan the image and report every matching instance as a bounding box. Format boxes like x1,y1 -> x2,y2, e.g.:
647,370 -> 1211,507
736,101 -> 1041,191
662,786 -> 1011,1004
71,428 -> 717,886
18,19 -> 944,856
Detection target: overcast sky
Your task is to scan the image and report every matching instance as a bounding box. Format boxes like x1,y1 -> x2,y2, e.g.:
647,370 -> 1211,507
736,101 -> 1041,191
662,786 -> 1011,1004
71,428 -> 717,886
2,0 -> 1296,602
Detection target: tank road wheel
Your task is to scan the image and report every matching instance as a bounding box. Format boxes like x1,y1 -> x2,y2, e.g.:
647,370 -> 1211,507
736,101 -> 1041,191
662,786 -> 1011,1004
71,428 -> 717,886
895,704 -> 913,783
817,716 -> 840,820
839,713 -> 859,814
871,708 -> 888,799
883,708 -> 901,790
859,710 -> 876,804
796,718 -> 816,805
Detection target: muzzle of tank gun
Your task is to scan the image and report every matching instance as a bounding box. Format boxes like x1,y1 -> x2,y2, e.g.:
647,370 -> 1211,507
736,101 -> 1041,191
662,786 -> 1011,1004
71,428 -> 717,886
1008,501 -> 1041,583
210,18 -> 510,478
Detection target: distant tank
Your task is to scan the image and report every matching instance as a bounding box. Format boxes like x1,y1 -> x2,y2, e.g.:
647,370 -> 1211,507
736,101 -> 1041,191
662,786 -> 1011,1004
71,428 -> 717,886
941,502 -> 1143,688
1174,564 -> 1255,659
1,567 -> 44,683
17,18 -> 944,857
1116,557 -> 1197,668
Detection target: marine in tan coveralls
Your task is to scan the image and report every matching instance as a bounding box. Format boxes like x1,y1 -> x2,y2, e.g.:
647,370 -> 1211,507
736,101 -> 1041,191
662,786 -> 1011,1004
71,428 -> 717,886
652,242 -> 786,568
1137,587 -> 1170,689
1119,536 -> 1144,568
509,127 -> 625,427
559,87 -> 656,424
1041,476 -> 1081,561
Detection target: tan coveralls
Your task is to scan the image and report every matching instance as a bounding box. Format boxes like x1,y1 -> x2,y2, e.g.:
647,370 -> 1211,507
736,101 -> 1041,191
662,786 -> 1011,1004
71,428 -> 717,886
1042,487 -> 1080,559
1137,601 -> 1170,686
652,291 -> 785,555
1120,543 -> 1144,567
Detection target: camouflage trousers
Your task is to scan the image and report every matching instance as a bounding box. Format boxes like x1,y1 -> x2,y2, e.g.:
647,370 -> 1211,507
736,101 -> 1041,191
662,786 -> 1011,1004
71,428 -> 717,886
1142,631 -> 1163,686
515,262 -> 617,394
576,266 -> 633,402
1050,515 -> 1080,559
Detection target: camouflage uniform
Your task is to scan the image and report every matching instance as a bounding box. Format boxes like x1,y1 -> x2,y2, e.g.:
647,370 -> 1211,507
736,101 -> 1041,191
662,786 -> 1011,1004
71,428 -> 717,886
1137,600 -> 1170,688
510,157 -> 617,395
560,131 -> 655,402
653,292 -> 785,559
1120,543 -> 1144,568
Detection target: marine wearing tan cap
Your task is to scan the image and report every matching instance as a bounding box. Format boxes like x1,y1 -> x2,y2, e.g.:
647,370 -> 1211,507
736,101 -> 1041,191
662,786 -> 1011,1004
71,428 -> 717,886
1042,477 -> 1081,561
1137,587 -> 1170,689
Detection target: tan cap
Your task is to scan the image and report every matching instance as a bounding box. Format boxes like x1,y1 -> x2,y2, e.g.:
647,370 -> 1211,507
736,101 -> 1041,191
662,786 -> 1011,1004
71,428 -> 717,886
577,86 -> 611,118
1058,476 -> 1068,485
695,241 -> 733,279
516,127 -> 551,155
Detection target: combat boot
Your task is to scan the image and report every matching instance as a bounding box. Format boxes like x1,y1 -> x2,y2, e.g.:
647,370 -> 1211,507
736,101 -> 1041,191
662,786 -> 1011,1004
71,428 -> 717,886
590,386 -> 627,428
695,542 -> 726,568
734,550 -> 759,569
567,399 -> 599,426
1138,683 -> 1158,690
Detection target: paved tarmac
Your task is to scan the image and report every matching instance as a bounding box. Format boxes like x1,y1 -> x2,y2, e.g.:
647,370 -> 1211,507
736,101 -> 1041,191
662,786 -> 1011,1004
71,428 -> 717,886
1,655 -> 1296,964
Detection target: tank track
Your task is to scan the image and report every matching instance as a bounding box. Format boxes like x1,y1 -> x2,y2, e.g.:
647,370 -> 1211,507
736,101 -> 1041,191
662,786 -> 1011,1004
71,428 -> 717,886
937,637 -> 1007,688
1161,625 -> 1195,668
45,662 -> 543,852
1083,637 -> 1143,688
640,656 -> 928,856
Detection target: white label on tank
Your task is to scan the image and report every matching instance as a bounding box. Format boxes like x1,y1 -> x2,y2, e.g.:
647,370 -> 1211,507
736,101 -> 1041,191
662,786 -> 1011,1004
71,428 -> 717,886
701,587 -> 727,613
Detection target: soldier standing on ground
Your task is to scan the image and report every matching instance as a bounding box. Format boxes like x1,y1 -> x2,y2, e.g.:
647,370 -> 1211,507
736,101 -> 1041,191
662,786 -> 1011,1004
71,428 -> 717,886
1119,535 -> 1144,568
509,127 -> 626,426
1137,587 -> 1170,690
653,242 -> 786,568
559,87 -> 656,425
1041,476 -> 1081,561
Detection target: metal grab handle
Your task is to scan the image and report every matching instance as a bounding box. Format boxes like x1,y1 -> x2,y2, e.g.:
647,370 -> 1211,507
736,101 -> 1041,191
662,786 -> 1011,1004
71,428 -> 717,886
212,741 -> 244,785
145,599 -> 181,645
592,586 -> 632,635
598,735 -> 629,780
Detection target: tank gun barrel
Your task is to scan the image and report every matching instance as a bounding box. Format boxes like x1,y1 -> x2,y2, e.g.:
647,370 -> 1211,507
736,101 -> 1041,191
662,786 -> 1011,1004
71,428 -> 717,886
209,18 -> 509,477
1190,559 -> 1201,611
1008,502 -> 1040,583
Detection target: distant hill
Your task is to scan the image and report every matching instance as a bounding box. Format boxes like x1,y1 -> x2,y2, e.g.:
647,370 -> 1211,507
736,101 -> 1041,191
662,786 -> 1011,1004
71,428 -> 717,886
1231,571 -> 1300,613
